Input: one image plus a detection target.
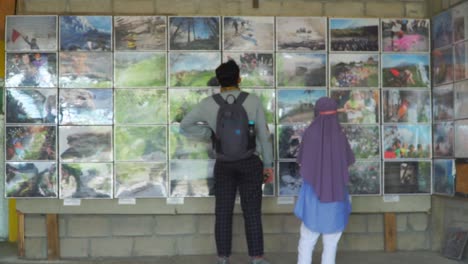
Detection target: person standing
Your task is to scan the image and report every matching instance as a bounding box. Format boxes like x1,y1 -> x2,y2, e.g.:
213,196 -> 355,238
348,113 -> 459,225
180,60 -> 274,264
294,97 -> 356,264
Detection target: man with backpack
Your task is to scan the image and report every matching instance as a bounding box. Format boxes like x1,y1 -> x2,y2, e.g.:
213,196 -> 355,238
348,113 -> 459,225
180,60 -> 274,264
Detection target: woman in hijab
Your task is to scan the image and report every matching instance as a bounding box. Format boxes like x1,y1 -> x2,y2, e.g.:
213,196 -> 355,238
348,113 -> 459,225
294,97 -> 356,264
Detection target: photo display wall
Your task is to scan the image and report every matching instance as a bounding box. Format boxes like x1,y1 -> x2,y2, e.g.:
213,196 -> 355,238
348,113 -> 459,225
3,14 -> 442,199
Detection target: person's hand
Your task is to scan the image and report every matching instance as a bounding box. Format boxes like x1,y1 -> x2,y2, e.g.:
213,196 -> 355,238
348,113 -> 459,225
263,168 -> 274,184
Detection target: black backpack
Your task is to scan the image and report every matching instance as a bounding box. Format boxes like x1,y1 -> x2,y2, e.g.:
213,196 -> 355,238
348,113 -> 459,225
212,92 -> 256,161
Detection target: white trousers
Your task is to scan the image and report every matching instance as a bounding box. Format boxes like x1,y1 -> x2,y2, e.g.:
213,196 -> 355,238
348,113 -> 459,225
297,223 -> 342,264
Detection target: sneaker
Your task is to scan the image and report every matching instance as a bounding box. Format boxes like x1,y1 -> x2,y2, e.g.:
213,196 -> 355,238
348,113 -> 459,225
217,257 -> 229,264
250,258 -> 270,264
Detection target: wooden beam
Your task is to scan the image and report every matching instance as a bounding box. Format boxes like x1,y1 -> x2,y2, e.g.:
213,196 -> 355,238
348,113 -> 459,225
384,212 -> 397,252
46,214 -> 60,260
17,211 -> 25,258
0,0 -> 16,41
253,0 -> 259,9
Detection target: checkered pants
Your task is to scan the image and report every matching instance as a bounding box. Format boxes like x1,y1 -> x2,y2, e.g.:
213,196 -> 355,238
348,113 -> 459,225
214,155 -> 264,257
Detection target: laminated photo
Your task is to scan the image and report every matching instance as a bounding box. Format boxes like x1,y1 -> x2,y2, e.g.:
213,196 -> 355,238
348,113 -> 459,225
433,122 -> 454,158
6,126 -> 56,161
6,52 -> 57,87
433,84 -> 454,121
277,89 -> 326,125
115,126 -> 166,162
223,17 -> 274,51
243,89 -> 275,124
60,16 -> 112,51
329,54 -> 379,88
6,88 -> 57,124
115,89 -> 167,125
169,125 -> 215,160
454,80 -> 468,119
169,52 -> 220,87
59,52 -> 112,88
276,17 -> 326,51
330,89 -> 379,124
60,163 -> 112,199
432,10 -> 453,49
455,119 -> 468,157
452,1 -> 468,43
454,40 -> 468,81
169,88 -> 217,123
278,161 -> 302,196
278,124 -> 308,159
383,124 -> 432,159
59,126 -> 112,162
170,17 -> 220,50
433,159 -> 455,196
432,47 -> 454,86
341,125 -> 380,160
277,53 -> 326,87
170,160 -> 215,197
329,18 -> 379,52
114,16 -> 166,51
381,54 -> 430,88
6,16 -> 57,51
115,162 -> 167,198
384,161 -> 431,194
382,89 -> 431,123
114,52 -> 166,87
381,19 -> 430,52
59,89 -> 113,125
224,52 -> 274,87
348,161 -> 381,195
5,162 -> 57,198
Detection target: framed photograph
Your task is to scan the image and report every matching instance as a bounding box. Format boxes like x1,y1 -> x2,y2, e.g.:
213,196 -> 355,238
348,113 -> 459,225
115,126 -> 166,162
277,89 -> 326,125
114,16 -> 166,51
433,122 -> 455,158
6,88 -> 57,124
433,84 -> 454,121
223,16 -> 274,51
342,125 -> 380,160
330,89 -> 380,124
60,16 -> 112,51
5,52 -> 57,88
455,119 -> 468,157
60,163 -> 113,199
59,88 -> 113,125
381,19 -> 430,52
276,17 -> 326,51
433,159 -> 455,196
442,228 -> 468,260
329,18 -> 379,52
432,10 -> 453,49
59,126 -> 112,162
278,124 -> 308,159
329,54 -> 379,88
454,40 -> 468,81
223,52 -> 274,87
432,47 -> 454,86
453,1 -> 468,43
59,52 -> 112,88
169,125 -> 215,160
5,162 -> 57,198
115,162 -> 167,198
169,52 -> 220,87
278,161 -> 301,196
381,54 -> 430,88
454,80 -> 468,119
348,161 -> 381,195
114,52 -> 166,87
243,89 -> 275,124
170,160 -> 215,197
169,16 -> 220,50
384,161 -> 431,194
383,124 -> 432,159
277,53 -> 327,87
5,126 -> 56,161
6,15 -> 57,51
169,88 -> 217,123
382,89 -> 431,123
115,89 -> 167,125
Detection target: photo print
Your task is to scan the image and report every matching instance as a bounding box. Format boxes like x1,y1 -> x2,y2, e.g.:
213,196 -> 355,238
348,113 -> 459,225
452,1 -> 468,43
278,124 -> 308,159
330,89 -> 379,124
277,89 -> 326,125
329,18 -> 379,52
433,122 -> 454,158
115,89 -> 167,125
454,40 -> 468,81
381,19 -> 430,52
5,162 -> 57,198
169,125 -> 215,160
6,88 -> 57,124
170,17 -> 220,50
243,89 -> 275,124
59,89 -> 113,125
382,89 -> 431,123
455,119 -> 468,157
59,52 -> 112,88
114,52 -> 166,87
6,52 -> 57,88
433,84 -> 454,121
432,47 -> 454,86
59,126 -> 112,162
432,10 -> 453,49
6,16 -> 57,51
277,53 -> 327,87
454,80 -> 468,119
433,159 -> 455,196
276,17 -> 327,51
329,54 -> 379,88
381,54 -> 430,88
6,126 -> 56,161
348,161 -> 381,195
278,161 -> 302,196
341,125 -> 380,160
383,124 -> 432,159
223,16 -> 274,51
115,162 -> 167,198
169,88 -> 217,123
223,52 -> 274,87
115,126 -> 167,162
170,160 -> 215,197
384,161 -> 431,194
60,163 -> 113,199
169,52 -> 220,87
114,16 -> 166,51
60,16 -> 112,51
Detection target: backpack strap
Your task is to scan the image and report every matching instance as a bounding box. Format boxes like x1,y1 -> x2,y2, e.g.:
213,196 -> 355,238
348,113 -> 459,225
235,92 -> 249,105
212,94 -> 226,106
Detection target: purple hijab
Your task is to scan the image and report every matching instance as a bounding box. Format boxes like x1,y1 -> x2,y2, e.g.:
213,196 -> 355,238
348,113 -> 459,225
297,97 -> 355,203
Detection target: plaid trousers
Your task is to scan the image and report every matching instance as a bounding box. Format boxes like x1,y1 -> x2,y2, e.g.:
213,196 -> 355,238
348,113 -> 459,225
214,155 -> 264,257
